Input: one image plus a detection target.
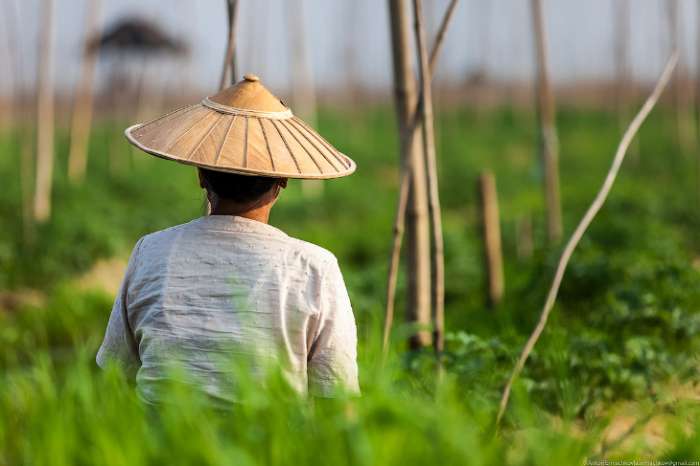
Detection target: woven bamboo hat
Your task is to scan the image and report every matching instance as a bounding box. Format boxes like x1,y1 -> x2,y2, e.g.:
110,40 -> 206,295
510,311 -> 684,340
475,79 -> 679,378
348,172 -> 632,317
125,74 -> 356,179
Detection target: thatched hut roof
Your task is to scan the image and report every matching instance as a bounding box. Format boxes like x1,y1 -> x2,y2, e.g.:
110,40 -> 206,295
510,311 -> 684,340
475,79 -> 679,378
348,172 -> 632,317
87,17 -> 188,56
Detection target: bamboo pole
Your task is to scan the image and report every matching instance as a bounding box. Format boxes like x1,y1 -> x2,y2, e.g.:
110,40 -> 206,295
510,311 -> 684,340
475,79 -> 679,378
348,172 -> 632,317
428,0 -> 458,71
385,0 -> 431,350
207,0 -> 239,215
0,2 -> 14,130
5,0 -> 33,239
412,0 -> 444,356
613,0 -> 630,125
131,55 -> 151,163
33,0 -> 55,223
496,53 -> 678,428
516,214 -> 534,260
8,1 -> 32,237
107,57 -> 129,175
666,0 -> 696,158
530,0 -> 562,244
697,0 -> 700,202
219,0 -> 239,89
383,0 -> 458,358
343,0 -> 361,107
478,172 -> 504,307
68,0 -> 101,183
472,0 -> 492,116
135,58 -> 163,123
697,0 -> 700,133
613,0 -> 639,164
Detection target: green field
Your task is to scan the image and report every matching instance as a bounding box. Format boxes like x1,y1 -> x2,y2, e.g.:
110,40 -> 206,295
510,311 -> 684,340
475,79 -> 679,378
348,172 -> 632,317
1,105 -> 700,464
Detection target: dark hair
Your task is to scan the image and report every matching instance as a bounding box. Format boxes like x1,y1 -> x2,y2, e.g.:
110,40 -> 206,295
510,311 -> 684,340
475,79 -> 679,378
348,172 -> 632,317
200,168 -> 280,204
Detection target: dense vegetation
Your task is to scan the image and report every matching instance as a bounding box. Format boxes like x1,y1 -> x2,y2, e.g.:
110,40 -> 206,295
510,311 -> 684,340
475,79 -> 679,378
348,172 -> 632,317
1,106 -> 699,464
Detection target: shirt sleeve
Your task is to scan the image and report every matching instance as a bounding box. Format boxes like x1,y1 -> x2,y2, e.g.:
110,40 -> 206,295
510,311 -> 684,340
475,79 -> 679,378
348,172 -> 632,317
308,258 -> 360,396
96,238 -> 144,378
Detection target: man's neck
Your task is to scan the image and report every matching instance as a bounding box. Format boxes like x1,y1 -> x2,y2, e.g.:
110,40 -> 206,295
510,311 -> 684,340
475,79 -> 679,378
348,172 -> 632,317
210,201 -> 271,224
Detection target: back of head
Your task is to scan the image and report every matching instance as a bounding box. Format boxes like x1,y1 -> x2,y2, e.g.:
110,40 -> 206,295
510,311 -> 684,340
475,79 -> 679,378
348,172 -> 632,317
199,168 -> 281,204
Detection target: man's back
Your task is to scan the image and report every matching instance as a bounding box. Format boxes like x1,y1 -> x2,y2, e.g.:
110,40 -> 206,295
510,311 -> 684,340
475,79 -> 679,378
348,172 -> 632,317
97,215 -> 359,404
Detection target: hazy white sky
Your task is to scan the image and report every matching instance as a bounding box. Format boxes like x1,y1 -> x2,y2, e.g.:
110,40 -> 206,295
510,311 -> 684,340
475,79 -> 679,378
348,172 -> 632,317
1,0 -> 698,97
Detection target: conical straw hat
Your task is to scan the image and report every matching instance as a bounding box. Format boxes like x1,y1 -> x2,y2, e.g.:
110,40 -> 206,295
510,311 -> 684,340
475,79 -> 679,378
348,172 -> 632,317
125,74 -> 356,179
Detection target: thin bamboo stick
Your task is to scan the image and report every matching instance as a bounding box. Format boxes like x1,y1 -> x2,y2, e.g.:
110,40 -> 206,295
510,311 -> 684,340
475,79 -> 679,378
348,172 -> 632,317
343,0 -> 361,107
33,0 -> 55,223
6,0 -> 33,240
666,0 -> 696,158
495,53 -> 679,428
697,0 -> 700,203
219,0 -> 239,90
516,214 -> 533,260
0,2 -> 14,129
383,0 -> 459,359
614,0 -> 630,112
613,0 -> 639,164
209,0 -> 239,215
530,0 -> 562,244
412,0 -> 444,356
68,0 -> 101,183
428,0 -> 458,72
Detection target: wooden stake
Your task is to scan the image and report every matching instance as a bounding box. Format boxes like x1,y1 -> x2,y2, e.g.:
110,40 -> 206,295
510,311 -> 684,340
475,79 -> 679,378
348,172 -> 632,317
383,0 -> 458,358
413,0 -> 445,356
68,0 -> 101,183
530,0 -> 562,244
478,172 -> 504,307
219,0 -> 239,90
516,214 -> 533,260
33,0 -> 55,223
496,53 -> 678,427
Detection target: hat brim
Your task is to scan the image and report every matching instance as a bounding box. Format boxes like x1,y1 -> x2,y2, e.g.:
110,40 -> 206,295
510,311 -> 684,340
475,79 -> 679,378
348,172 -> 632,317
124,104 -> 357,180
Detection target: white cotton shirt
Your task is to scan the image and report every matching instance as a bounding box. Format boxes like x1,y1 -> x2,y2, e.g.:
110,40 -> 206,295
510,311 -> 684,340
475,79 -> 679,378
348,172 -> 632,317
96,215 -> 359,404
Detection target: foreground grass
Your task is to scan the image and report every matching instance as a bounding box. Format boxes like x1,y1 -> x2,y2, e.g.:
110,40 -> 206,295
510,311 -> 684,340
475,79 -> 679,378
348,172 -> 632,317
1,344 -> 699,465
